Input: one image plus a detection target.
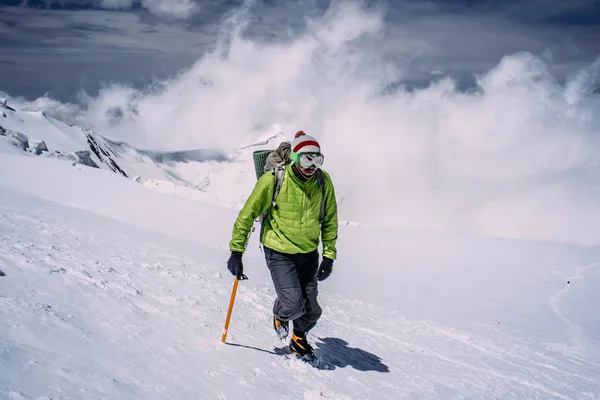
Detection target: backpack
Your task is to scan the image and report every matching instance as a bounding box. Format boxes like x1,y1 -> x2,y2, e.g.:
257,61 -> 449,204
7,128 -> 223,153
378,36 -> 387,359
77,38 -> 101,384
260,141 -> 326,225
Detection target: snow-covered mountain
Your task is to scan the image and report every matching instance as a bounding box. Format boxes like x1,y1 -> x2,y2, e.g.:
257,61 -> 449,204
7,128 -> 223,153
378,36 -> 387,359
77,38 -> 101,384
1,97 -> 126,174
0,98 -> 288,210
1,98 -> 600,399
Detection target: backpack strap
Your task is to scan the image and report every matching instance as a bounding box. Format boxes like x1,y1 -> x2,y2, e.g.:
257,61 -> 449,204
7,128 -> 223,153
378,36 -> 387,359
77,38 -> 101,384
316,169 -> 325,225
258,164 -> 285,249
272,164 -> 286,207
259,163 -> 286,223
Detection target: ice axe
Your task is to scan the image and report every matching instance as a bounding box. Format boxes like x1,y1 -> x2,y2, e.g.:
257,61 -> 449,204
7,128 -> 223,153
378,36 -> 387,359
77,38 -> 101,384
221,273 -> 248,343
221,227 -> 253,343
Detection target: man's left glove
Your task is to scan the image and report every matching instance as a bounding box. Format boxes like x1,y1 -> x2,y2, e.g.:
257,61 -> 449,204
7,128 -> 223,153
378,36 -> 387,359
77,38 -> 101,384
227,251 -> 245,280
317,257 -> 334,281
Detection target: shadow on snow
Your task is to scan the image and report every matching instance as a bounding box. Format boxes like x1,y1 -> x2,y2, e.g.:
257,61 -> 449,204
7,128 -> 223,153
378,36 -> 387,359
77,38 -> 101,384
314,337 -> 390,372
226,337 -> 389,373
225,342 -> 278,355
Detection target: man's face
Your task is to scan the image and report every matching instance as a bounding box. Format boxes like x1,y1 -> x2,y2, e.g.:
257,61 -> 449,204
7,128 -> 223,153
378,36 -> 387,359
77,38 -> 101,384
298,165 -> 317,177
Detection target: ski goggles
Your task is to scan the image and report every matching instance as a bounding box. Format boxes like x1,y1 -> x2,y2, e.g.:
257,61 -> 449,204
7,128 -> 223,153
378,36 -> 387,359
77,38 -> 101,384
293,152 -> 324,169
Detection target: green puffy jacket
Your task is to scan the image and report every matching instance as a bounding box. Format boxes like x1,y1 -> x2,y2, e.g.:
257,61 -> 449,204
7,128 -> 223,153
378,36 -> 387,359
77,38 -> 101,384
229,164 -> 338,260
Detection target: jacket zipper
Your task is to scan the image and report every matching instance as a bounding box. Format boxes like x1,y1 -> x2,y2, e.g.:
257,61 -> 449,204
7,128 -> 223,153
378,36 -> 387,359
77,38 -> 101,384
302,192 -> 307,222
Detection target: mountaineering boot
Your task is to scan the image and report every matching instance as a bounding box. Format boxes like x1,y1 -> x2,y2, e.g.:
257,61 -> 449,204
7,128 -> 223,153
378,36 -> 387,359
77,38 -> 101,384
273,314 -> 289,340
290,332 -> 318,366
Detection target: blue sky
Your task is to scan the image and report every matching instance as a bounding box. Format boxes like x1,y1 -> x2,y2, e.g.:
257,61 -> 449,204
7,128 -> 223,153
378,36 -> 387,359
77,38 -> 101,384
1,0 -> 599,102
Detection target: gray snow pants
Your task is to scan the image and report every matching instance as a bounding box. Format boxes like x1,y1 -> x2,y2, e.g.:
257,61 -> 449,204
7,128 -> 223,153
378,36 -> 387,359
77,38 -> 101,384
264,246 -> 322,334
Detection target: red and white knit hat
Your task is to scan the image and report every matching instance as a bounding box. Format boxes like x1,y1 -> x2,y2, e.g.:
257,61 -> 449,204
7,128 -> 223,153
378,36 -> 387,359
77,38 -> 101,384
291,131 -> 321,154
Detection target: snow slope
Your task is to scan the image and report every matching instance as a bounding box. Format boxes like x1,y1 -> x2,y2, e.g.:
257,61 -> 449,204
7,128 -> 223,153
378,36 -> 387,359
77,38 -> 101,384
1,153 -> 600,399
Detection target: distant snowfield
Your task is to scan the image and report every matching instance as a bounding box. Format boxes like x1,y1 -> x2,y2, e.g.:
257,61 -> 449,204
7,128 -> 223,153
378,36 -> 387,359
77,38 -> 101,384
1,153 -> 600,399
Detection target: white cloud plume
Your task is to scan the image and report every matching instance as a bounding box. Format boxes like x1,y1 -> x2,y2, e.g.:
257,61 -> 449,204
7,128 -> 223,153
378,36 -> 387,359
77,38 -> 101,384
16,0 -> 600,246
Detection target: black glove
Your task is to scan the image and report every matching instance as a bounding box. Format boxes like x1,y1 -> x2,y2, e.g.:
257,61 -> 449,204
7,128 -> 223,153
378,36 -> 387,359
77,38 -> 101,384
227,251 -> 245,280
317,257 -> 334,281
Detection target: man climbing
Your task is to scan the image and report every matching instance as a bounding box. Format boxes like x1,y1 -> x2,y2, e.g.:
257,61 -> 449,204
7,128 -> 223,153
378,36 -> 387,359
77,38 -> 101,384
227,131 -> 339,363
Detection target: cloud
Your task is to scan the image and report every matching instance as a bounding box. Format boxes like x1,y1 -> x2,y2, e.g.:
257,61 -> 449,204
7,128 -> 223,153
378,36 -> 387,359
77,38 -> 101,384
95,0 -> 199,19
3,0 -> 599,102
98,0 -> 134,9
141,0 -> 199,19
0,6 -> 213,101
96,0 -> 200,19
6,0 -> 600,245
0,91 -> 84,123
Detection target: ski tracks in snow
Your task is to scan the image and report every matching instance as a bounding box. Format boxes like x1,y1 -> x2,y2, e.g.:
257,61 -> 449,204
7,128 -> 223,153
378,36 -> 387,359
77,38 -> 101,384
548,262 -> 600,357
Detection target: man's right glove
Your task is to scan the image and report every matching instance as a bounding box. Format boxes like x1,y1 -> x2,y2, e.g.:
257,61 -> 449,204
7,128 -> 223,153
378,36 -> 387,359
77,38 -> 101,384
317,257 -> 334,281
227,251 -> 245,280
